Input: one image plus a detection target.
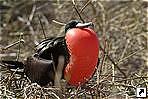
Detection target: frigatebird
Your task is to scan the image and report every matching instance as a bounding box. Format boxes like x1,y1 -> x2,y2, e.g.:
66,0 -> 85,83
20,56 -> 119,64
1,20 -> 99,87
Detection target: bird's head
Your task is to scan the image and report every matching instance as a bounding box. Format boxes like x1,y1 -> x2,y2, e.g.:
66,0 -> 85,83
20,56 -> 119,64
65,20 -> 94,33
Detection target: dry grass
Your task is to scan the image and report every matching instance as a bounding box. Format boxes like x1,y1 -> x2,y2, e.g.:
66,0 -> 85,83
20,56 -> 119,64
0,0 -> 147,98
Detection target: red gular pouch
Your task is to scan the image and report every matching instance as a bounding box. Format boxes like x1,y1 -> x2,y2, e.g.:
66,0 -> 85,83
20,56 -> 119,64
64,28 -> 99,86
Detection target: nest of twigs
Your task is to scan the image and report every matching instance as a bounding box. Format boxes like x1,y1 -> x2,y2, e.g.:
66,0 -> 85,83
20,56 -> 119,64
0,0 -> 147,98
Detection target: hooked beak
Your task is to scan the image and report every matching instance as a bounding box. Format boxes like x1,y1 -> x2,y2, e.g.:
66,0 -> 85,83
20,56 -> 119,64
76,22 -> 94,28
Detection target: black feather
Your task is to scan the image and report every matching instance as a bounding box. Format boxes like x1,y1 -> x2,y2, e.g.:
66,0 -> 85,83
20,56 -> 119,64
1,60 -> 24,69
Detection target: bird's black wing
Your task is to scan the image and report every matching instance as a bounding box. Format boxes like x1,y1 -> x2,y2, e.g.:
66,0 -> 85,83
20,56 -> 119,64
35,37 -> 54,53
35,36 -> 69,61
35,36 -> 69,79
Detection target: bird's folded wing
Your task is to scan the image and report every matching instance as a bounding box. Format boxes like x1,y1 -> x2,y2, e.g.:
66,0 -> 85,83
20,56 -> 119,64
35,36 -> 65,60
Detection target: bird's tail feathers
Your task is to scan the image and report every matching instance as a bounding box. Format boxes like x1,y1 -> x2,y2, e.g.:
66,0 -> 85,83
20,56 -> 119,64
1,60 -> 24,70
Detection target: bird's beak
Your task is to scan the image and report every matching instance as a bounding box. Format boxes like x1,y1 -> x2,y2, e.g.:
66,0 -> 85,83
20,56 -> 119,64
76,22 -> 94,28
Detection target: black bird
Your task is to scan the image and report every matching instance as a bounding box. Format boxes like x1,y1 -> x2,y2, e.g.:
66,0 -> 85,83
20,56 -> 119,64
2,20 -> 94,86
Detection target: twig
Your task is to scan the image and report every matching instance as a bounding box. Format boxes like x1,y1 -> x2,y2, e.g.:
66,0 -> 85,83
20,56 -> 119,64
38,15 -> 47,39
0,39 -> 24,51
117,48 -> 145,64
80,0 -> 91,13
104,82 -> 136,89
97,39 -> 107,84
29,4 -> 36,22
5,68 -> 19,88
52,20 -> 66,26
72,0 -> 85,23
97,0 -> 108,85
16,32 -> 23,61
100,45 -> 127,78
118,39 -> 130,62
115,76 -> 148,82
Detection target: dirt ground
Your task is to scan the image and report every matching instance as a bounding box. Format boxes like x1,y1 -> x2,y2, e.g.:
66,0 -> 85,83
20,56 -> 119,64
0,0 -> 147,99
